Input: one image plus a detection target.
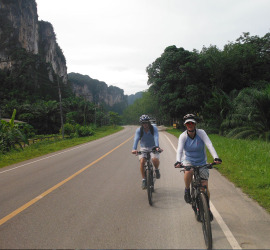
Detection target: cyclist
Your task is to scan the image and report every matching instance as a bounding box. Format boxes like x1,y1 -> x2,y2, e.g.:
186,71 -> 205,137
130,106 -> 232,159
175,114 -> 222,220
132,114 -> 162,189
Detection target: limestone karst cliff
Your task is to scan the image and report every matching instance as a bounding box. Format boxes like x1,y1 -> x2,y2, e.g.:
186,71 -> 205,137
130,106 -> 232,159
38,21 -> 67,84
0,0 -> 128,110
0,0 -> 39,57
68,73 -> 128,112
0,0 -> 67,84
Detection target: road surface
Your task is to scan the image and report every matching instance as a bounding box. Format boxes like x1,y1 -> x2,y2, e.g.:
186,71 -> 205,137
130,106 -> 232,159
0,126 -> 269,249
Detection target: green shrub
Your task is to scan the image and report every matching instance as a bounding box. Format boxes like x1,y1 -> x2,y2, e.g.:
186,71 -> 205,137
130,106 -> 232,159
62,123 -> 75,136
0,109 -> 28,153
17,123 -> 35,138
77,125 -> 94,137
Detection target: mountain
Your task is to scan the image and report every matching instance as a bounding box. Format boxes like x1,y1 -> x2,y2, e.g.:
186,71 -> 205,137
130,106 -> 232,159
0,0 -> 128,112
127,91 -> 143,105
68,73 -> 128,114
0,0 -> 67,82
0,0 -> 69,104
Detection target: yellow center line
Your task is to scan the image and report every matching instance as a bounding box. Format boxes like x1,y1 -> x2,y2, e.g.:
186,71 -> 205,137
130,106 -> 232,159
0,135 -> 134,227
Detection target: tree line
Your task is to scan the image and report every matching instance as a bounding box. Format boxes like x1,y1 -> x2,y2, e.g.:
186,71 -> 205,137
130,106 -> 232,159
1,31 -> 269,147
0,47 -> 121,153
123,32 -> 270,141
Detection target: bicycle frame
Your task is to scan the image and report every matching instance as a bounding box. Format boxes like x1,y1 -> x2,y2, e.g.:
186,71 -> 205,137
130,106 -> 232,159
137,149 -> 161,206
142,151 -> 155,205
192,166 -> 208,202
144,153 -> 155,180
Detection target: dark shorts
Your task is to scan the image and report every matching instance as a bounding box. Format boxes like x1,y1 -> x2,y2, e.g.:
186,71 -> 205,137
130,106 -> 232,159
182,160 -> 209,180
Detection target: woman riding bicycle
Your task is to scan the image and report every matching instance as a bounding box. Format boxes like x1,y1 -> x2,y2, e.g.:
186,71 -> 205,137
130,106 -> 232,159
175,114 -> 222,220
132,114 -> 162,189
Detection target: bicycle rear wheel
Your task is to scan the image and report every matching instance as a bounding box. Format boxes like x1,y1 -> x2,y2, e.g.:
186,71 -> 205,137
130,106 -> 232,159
199,192 -> 212,250
146,168 -> 153,206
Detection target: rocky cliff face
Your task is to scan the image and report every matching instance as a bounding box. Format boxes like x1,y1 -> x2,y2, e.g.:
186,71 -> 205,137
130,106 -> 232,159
0,0 -> 127,109
0,0 -> 39,55
0,0 -> 67,83
39,21 -> 67,83
68,73 -> 128,108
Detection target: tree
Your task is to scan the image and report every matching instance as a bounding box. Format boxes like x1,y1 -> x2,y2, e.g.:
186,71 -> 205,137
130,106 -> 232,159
109,112 -> 121,126
122,91 -> 163,125
221,87 -> 270,141
201,89 -> 231,134
146,46 -> 203,120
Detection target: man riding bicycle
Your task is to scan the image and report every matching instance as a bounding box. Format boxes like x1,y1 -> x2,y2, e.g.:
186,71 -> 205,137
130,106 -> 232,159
132,114 -> 162,189
175,114 -> 222,220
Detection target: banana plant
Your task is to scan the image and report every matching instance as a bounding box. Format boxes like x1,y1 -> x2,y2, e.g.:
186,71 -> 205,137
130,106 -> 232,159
0,109 -> 29,153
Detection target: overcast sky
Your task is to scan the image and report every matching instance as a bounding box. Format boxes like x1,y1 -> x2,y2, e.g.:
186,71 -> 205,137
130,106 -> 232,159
36,0 -> 270,95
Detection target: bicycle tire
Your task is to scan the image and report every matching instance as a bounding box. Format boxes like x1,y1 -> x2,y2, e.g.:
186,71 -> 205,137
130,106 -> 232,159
151,170 -> 155,192
191,179 -> 198,219
146,168 -> 153,206
199,192 -> 212,250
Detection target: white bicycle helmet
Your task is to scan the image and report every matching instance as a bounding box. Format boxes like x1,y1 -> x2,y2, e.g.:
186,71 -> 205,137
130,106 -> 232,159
183,113 -> 197,124
139,114 -> 150,123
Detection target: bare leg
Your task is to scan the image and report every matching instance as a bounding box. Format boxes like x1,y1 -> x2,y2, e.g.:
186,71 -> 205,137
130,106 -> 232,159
140,158 -> 146,179
152,157 -> 160,169
184,170 -> 193,189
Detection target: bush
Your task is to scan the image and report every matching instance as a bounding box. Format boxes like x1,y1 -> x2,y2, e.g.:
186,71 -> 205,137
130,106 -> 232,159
17,123 -> 35,138
77,126 -> 94,137
60,123 -> 95,138
0,109 -> 28,153
62,123 -> 75,136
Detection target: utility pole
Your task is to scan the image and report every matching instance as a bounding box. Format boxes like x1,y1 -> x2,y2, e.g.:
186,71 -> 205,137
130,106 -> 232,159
57,76 -> 64,139
94,106 -> 97,127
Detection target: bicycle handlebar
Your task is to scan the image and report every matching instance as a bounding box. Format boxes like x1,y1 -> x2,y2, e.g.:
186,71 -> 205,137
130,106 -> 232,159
174,162 -> 216,170
137,147 -> 163,155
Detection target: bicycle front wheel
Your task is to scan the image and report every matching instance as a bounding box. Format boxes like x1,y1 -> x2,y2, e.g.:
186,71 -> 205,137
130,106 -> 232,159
199,192 -> 212,250
151,169 -> 155,192
146,168 -> 153,206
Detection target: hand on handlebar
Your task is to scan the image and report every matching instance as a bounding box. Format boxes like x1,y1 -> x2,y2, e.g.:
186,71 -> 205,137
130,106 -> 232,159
131,150 -> 138,155
152,146 -> 163,153
174,161 -> 182,168
214,158 -> 222,165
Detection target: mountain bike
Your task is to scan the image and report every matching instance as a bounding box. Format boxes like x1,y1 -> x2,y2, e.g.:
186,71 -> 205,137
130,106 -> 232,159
137,148 -> 162,206
176,163 -> 216,250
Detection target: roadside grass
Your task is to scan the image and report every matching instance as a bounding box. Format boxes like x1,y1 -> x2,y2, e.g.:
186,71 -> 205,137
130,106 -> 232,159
167,128 -> 270,213
0,126 -> 123,168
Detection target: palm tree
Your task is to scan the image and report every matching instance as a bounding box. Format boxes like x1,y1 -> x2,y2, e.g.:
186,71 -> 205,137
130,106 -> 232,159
222,87 -> 270,141
201,88 -> 232,134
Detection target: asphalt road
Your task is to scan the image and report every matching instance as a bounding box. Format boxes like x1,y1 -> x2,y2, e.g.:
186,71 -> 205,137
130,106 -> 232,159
0,126 -> 269,249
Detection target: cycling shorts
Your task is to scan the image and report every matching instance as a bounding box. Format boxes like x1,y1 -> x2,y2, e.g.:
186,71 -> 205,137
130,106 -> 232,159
138,147 -> 160,160
182,160 -> 209,180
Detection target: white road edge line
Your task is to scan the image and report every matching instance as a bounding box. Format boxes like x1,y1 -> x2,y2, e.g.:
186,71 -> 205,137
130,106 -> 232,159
163,133 -> 242,250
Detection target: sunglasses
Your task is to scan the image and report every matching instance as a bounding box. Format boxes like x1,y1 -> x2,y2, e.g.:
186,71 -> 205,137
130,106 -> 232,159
186,122 -> 195,125
142,122 -> 149,124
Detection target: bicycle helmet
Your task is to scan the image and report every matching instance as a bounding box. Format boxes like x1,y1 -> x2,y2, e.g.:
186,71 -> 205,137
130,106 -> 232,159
183,113 -> 197,125
139,114 -> 150,123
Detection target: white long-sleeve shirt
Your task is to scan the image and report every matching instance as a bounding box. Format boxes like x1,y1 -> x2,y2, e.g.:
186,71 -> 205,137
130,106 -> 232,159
176,129 -> 219,165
